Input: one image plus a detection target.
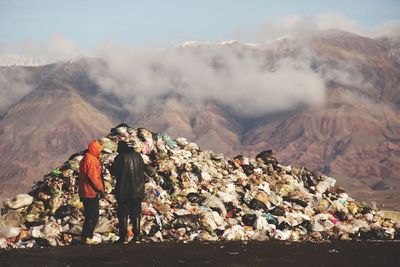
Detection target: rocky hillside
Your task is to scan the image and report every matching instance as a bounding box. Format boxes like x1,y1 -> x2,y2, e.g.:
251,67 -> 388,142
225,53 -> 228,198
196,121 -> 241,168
0,75 -> 114,200
0,30 -> 399,209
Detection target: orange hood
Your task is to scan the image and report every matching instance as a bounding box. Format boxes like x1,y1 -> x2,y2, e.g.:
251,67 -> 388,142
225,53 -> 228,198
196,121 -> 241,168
87,140 -> 102,158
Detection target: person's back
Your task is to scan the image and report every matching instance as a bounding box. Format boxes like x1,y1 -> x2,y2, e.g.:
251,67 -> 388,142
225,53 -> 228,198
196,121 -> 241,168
111,141 -> 145,243
113,151 -> 145,200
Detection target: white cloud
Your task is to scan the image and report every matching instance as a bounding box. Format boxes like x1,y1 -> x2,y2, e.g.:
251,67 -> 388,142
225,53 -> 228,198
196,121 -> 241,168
370,20 -> 400,39
0,34 -> 84,66
0,68 -> 33,113
256,13 -> 364,42
89,40 -> 326,117
0,14 -> 399,116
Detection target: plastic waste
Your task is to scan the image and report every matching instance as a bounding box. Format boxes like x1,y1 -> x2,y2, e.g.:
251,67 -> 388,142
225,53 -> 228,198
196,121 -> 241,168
55,205 -> 76,219
1,210 -> 25,227
0,226 -> 20,239
242,214 -> 257,227
174,214 -> 201,230
95,217 -> 114,234
203,195 -> 227,218
248,198 -> 268,212
255,150 -> 278,166
270,206 -> 285,217
0,123 -> 396,250
42,222 -> 62,238
4,194 -> 33,209
0,238 -> 7,249
186,193 -> 204,204
316,177 -> 336,194
274,229 -> 292,240
254,216 -> 269,230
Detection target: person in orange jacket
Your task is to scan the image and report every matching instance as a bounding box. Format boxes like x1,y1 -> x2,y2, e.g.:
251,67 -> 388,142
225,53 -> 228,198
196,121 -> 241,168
79,140 -> 105,245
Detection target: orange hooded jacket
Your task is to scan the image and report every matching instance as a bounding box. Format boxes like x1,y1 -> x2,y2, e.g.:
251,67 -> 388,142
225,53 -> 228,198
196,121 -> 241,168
79,140 -> 104,198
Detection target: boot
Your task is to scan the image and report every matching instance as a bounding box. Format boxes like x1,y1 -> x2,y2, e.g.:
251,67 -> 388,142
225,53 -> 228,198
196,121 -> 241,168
118,216 -> 129,244
133,216 -> 141,243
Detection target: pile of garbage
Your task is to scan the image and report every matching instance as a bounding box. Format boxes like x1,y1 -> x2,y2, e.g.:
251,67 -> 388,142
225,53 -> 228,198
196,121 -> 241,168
1,124 -> 399,249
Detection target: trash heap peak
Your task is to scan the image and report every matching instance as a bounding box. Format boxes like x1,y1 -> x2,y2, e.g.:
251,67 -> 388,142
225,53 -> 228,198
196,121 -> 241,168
0,124 -> 398,249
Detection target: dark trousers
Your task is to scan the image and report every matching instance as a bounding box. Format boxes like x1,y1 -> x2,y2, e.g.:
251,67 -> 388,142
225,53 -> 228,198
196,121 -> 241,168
81,197 -> 99,239
117,198 -> 142,241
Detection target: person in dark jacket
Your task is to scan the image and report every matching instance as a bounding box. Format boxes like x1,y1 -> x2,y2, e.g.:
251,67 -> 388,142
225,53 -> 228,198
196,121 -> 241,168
111,141 -> 145,243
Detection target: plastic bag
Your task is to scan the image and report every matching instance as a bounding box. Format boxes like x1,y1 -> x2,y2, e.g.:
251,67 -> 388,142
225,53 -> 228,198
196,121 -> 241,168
173,214 -> 201,230
274,229 -> 292,240
42,222 -> 62,238
0,238 -> 7,249
186,193 -> 204,204
248,198 -> 268,212
1,210 -> 25,227
242,214 -> 257,226
203,195 -> 227,218
0,226 -> 20,239
95,217 -> 114,233
4,194 -> 33,209
223,225 -> 246,241
242,165 -> 254,176
55,205 -> 77,219
316,177 -> 336,193
255,216 -> 269,230
270,206 -> 285,217
255,150 -> 278,166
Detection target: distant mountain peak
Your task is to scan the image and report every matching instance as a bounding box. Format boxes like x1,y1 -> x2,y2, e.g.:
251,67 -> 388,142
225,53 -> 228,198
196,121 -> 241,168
0,54 -> 48,66
176,41 -> 211,48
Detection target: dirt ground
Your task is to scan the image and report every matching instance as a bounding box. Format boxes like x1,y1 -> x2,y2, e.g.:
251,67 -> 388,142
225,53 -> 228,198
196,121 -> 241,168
0,241 -> 399,267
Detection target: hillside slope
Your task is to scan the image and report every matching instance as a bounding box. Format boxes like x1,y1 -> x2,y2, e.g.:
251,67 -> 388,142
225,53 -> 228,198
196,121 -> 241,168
0,78 -> 114,200
0,30 -> 399,209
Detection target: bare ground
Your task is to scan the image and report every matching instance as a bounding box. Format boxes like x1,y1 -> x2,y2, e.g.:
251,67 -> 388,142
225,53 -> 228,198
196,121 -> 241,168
1,241 -> 400,267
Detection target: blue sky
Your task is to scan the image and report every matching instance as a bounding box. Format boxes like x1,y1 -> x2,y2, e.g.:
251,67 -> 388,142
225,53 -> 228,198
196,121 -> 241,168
0,0 -> 399,47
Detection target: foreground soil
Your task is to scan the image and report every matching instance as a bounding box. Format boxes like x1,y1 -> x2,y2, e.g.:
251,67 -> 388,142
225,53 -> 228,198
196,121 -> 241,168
0,241 -> 399,267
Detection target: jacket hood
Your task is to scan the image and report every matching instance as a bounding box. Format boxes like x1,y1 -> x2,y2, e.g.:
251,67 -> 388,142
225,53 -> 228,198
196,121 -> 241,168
87,140 -> 102,158
117,141 -> 130,154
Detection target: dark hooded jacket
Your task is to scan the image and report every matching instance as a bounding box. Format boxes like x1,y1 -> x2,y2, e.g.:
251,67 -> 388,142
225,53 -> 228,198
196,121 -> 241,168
111,141 -> 145,200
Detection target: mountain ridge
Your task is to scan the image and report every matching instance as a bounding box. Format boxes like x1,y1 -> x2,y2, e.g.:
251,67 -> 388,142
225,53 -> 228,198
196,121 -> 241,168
1,30 -> 400,209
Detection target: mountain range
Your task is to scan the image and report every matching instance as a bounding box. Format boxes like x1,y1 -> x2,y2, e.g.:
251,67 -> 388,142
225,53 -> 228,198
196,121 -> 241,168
1,30 -> 399,209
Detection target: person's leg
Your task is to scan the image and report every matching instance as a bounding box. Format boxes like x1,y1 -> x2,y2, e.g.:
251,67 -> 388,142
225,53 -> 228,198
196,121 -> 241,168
117,200 -> 129,241
86,197 -> 99,239
81,198 -> 90,240
131,199 -> 142,242
82,197 -> 99,240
